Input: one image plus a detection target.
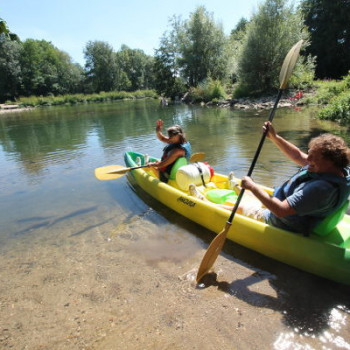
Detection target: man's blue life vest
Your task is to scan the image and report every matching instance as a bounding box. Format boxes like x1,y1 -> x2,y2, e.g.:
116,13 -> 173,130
271,166 -> 350,234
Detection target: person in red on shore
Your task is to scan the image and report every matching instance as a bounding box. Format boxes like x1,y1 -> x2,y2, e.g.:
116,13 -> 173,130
290,90 -> 303,102
295,91 -> 303,100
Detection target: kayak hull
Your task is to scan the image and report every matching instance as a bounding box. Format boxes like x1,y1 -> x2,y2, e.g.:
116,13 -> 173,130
124,151 -> 350,286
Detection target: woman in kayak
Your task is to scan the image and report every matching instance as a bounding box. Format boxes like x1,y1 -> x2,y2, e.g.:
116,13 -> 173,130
148,119 -> 192,183
239,121 -> 350,234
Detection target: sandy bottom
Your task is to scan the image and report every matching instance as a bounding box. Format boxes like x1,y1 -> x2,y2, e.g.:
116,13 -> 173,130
0,204 -> 350,350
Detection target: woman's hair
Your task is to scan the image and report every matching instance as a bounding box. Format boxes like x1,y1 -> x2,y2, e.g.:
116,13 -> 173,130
167,125 -> 187,144
308,133 -> 350,168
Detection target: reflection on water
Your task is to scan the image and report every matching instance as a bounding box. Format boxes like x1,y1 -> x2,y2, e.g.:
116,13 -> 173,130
0,100 -> 350,349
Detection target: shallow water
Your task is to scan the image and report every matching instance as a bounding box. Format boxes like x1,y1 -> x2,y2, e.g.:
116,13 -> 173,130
0,100 -> 349,349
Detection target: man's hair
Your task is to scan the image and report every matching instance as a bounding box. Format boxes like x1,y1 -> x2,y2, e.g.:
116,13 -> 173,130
309,133 -> 350,168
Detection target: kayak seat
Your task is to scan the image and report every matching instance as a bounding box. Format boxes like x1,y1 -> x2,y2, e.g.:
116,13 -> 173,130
313,199 -> 349,236
169,157 -> 188,180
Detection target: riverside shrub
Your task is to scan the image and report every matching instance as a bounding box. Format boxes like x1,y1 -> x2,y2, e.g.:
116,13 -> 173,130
318,91 -> 350,124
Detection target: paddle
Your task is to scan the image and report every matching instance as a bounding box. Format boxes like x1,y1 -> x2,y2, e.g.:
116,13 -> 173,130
196,40 -> 303,283
95,164 -> 150,180
190,152 -> 205,163
95,152 -> 206,181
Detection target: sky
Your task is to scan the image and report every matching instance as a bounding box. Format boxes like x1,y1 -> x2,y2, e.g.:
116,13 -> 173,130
3,0 -> 273,66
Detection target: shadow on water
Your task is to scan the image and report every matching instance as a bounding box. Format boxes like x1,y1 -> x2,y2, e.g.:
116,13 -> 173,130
103,173 -> 216,242
198,249 -> 350,336
69,218 -> 112,237
14,206 -> 98,236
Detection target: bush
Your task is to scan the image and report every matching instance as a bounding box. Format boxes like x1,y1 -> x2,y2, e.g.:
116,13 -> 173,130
187,79 -> 226,102
318,91 -> 350,125
288,55 -> 316,91
232,83 -> 254,98
16,90 -> 158,107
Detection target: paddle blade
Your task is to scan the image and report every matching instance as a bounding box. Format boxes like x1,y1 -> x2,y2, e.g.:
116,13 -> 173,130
196,222 -> 231,283
190,152 -> 205,162
95,165 -> 129,181
279,40 -> 303,90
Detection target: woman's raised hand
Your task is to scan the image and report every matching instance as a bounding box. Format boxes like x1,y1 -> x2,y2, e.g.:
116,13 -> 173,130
156,119 -> 163,131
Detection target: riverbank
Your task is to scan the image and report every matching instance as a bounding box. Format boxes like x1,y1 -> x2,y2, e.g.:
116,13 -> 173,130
0,104 -> 33,114
0,95 -> 300,117
205,96 -> 298,109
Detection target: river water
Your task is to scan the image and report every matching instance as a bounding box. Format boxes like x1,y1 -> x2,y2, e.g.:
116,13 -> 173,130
0,100 -> 349,349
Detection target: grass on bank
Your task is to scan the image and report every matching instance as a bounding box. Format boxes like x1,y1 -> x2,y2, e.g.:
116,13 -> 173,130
11,90 -> 158,107
4,73 -> 350,125
318,91 -> 350,125
301,72 -> 350,124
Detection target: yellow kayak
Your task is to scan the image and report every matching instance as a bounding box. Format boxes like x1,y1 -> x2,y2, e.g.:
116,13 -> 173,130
124,151 -> 350,286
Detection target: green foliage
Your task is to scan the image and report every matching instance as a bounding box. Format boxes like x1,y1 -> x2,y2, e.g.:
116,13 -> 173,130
288,54 -> 316,90
300,0 -> 350,79
115,45 -> 154,91
187,79 -> 226,102
154,6 -> 229,98
232,83 -> 254,99
306,71 -> 350,124
178,6 -> 229,86
303,76 -> 350,105
228,17 -> 249,84
16,90 -> 158,107
318,91 -> 350,124
84,41 -> 116,93
236,0 -> 311,95
0,36 -> 22,102
0,18 -> 19,41
6,1 -> 350,104
19,39 -> 84,98
83,41 -> 155,94
153,17 -> 187,99
230,18 -> 249,37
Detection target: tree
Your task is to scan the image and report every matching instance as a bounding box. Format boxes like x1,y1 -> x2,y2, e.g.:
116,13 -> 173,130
20,39 -> 83,96
230,17 -> 249,38
83,41 -> 117,93
0,18 -> 20,41
237,0 -> 309,94
178,6 -> 228,86
228,17 -> 249,83
0,36 -> 22,101
153,18 -> 186,98
55,51 -> 84,94
116,45 -> 154,91
300,0 -> 350,79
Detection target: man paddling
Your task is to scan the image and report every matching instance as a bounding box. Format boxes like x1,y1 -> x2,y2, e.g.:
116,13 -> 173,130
240,121 -> 350,234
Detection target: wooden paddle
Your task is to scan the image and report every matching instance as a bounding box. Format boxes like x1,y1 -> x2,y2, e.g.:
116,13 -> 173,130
95,152 -> 206,181
196,40 -> 304,283
95,164 -> 150,180
190,152 -> 205,163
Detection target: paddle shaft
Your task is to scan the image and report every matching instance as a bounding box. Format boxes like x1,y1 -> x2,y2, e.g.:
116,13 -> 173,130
227,89 -> 283,224
124,164 -> 148,172
107,164 -> 150,174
